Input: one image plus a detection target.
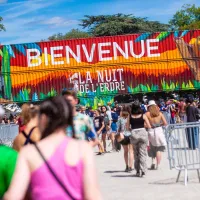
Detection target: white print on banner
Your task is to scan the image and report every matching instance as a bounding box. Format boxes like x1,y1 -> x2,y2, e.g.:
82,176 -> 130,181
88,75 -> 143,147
27,39 -> 160,67
70,69 -> 125,94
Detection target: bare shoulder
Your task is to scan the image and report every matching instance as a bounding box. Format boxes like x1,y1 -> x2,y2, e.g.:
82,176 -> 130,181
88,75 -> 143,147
145,112 -> 150,116
19,144 -> 35,160
20,144 -> 34,154
68,139 -> 90,151
143,113 -> 148,119
13,134 -> 25,152
159,112 -> 164,117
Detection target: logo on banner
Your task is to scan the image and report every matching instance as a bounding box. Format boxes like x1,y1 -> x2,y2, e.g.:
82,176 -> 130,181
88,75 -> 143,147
69,68 -> 125,94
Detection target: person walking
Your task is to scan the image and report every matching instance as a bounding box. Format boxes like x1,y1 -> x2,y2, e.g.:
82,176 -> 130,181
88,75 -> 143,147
0,145 -> 18,198
62,90 -> 98,147
116,106 -> 134,172
13,104 -> 40,152
146,100 -> 167,170
170,101 -> 176,124
186,98 -> 200,149
93,110 -> 105,155
178,98 -> 187,123
110,107 -> 119,152
101,106 -> 112,152
128,101 -> 151,177
0,105 -> 18,198
4,96 -> 101,200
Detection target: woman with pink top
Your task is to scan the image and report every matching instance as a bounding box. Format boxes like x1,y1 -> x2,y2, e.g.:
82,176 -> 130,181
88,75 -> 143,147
4,96 -> 101,200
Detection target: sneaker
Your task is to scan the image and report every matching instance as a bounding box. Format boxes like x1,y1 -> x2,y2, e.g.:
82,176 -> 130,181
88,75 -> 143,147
96,152 -> 103,155
125,166 -> 129,172
141,172 -> 146,177
150,164 -> 156,170
136,171 -> 140,177
128,167 -> 133,172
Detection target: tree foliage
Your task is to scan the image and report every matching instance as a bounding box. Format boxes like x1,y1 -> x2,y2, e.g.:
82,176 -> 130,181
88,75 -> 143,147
48,29 -> 90,41
169,4 -> 200,30
80,14 -> 169,36
0,16 -> 6,32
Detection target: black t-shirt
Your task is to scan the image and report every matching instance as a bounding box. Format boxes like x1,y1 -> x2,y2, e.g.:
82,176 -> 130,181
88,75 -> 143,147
94,116 -> 104,131
186,105 -> 199,122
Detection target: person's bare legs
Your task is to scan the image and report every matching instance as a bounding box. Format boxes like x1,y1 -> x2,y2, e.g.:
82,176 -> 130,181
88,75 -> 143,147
128,144 -> 134,170
99,141 -> 104,153
122,145 -> 129,171
110,132 -> 115,151
156,151 -> 162,169
102,133 -> 107,152
97,138 -> 104,153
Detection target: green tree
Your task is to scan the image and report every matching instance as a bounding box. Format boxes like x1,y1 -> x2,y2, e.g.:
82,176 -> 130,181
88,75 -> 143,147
80,13 -> 169,36
0,16 -> 6,31
48,33 -> 64,41
48,29 -> 90,41
169,4 -> 200,30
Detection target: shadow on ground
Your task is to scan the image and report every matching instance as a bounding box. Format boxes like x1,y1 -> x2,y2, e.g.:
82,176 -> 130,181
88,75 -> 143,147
148,178 -> 177,185
149,177 -> 199,185
104,170 -> 125,173
111,175 -> 138,178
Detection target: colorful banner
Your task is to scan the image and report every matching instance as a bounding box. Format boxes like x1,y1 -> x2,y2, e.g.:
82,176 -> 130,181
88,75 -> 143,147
0,30 -> 200,107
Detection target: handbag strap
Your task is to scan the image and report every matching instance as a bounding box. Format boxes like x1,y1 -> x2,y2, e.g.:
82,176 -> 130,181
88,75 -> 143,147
34,143 -> 75,200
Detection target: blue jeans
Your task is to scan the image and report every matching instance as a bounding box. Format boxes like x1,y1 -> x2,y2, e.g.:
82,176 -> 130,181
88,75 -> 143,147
170,117 -> 175,124
186,127 -> 199,149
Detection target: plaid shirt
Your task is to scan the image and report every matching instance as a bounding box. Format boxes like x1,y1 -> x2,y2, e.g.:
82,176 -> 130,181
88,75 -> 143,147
66,112 -> 96,140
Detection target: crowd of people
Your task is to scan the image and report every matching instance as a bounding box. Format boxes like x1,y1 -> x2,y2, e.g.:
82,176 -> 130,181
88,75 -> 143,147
0,90 -> 200,199
76,95 -> 200,173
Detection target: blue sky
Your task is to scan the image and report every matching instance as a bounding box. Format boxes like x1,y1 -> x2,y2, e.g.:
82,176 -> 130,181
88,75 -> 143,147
0,0 -> 199,44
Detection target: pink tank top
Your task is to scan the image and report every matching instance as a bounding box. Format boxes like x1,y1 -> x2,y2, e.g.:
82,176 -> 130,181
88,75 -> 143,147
30,138 -> 84,200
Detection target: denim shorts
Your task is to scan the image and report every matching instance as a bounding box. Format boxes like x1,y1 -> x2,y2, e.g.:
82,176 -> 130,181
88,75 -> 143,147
111,122 -> 117,132
102,127 -> 107,134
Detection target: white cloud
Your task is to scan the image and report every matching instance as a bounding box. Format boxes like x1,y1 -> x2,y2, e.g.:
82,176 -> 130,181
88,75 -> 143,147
40,17 -> 79,27
0,15 -> 79,44
0,0 -> 7,3
0,0 -> 78,44
2,0 -> 55,19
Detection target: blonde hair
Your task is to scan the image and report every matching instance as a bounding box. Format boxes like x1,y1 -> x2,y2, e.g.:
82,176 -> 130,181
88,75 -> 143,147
149,105 -> 160,118
121,111 -> 129,118
120,106 -> 130,118
21,104 -> 39,125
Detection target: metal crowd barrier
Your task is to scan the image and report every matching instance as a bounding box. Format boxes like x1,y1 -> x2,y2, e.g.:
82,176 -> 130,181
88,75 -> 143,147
165,122 -> 200,186
0,124 -> 19,147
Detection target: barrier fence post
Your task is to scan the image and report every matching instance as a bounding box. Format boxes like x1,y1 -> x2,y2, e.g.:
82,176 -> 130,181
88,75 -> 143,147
0,124 -> 18,147
165,122 -> 200,186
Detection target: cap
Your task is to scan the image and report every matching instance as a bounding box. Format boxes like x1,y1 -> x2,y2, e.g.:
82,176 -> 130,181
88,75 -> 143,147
148,100 -> 157,107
